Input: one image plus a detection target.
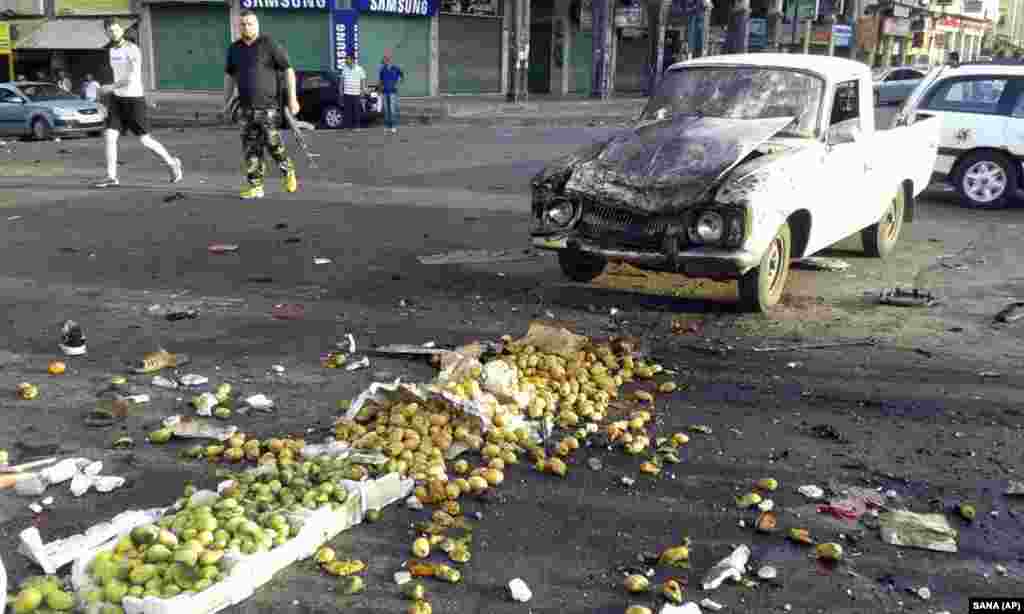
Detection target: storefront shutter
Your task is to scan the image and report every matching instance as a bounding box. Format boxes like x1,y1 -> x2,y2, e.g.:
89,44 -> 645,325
439,14 -> 502,93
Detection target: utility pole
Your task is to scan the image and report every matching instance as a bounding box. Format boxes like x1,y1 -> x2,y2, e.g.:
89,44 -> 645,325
766,0 -> 784,51
703,0 -> 714,55
648,0 -> 671,93
592,0 -> 613,98
727,0 -> 751,52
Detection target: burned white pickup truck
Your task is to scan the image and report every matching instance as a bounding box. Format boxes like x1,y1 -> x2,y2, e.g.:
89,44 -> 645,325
531,54 -> 939,311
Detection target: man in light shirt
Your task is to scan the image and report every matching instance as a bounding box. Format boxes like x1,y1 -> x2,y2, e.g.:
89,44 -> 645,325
82,74 -> 99,101
94,18 -> 182,188
339,54 -> 366,130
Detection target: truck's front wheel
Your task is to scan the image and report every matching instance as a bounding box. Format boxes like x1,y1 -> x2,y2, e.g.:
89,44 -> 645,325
558,249 -> 607,283
738,223 -> 791,312
862,184 -> 905,258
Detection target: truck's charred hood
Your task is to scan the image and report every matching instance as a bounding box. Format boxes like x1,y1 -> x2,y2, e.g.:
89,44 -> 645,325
557,115 -> 795,213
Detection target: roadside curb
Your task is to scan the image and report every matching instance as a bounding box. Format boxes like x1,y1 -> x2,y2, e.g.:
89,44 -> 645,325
149,113 -> 638,130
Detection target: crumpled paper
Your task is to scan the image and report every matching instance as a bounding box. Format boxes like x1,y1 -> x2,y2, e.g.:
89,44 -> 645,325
879,510 -> 958,553
15,458 -> 125,498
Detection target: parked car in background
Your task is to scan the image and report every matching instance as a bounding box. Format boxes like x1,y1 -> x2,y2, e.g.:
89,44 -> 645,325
531,54 -> 939,312
0,81 -> 106,140
230,70 -> 383,129
895,60 -> 1024,208
872,66 -> 926,105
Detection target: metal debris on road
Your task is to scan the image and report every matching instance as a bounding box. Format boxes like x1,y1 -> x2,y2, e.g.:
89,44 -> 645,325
1004,480 -> 1024,495
757,565 -> 777,580
792,257 -> 851,272
798,485 -> 825,500
701,545 -> 750,590
179,374 -> 209,387
272,303 -> 305,320
244,394 -> 275,411
995,302 -> 1024,323
508,578 -> 532,602
417,248 -> 542,265
151,375 -> 178,389
877,287 -> 939,307
346,356 -> 370,371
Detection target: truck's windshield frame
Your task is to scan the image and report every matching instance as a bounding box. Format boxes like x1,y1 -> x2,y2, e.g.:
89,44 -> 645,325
641,66 -> 827,139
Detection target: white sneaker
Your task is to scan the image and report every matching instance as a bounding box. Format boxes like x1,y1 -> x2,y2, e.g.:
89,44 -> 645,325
169,157 -> 183,183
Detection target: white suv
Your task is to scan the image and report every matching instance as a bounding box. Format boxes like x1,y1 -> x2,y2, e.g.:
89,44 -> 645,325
894,61 -> 1024,208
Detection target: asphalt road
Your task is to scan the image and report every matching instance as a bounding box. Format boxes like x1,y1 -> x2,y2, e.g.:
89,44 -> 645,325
1,111 -> 1023,614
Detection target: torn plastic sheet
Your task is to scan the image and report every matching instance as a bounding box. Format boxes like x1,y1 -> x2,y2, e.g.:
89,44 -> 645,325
15,458 -> 94,496
163,415 -> 238,441
879,510 -> 958,553
702,544 -> 750,590
68,473 -> 411,614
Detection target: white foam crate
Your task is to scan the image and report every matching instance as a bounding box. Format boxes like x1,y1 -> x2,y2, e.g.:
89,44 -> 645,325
71,473 -> 411,614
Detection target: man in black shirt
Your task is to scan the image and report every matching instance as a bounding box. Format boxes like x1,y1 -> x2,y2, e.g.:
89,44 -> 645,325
223,10 -> 299,200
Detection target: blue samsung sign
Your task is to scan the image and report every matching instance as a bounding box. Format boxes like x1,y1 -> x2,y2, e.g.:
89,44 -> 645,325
354,0 -> 438,15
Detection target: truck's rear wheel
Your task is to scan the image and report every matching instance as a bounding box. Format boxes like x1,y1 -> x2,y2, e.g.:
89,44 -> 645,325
862,184 -> 905,258
738,223 -> 791,312
558,249 -> 607,283
954,150 -> 1017,209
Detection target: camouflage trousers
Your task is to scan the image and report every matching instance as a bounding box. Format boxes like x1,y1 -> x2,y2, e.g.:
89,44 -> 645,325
241,109 -> 294,187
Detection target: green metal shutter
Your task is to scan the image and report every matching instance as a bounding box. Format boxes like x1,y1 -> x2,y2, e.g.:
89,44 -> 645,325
615,34 -> 647,93
439,15 -> 501,94
254,10 -> 330,71
153,4 -> 231,90
571,30 -> 592,94
358,14 -> 430,97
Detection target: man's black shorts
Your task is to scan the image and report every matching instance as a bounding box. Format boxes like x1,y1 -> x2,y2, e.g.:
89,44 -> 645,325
105,95 -> 150,136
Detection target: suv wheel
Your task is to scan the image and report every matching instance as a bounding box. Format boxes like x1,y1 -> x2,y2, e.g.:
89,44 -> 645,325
320,105 -> 344,129
954,150 -> 1018,209
31,118 -> 51,141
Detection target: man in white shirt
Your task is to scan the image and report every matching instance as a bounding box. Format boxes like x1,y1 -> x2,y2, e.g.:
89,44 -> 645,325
338,54 -> 366,130
94,18 -> 183,188
57,70 -> 72,92
82,74 -> 99,101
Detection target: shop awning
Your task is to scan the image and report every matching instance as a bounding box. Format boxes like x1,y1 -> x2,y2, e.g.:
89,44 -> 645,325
14,17 -> 137,50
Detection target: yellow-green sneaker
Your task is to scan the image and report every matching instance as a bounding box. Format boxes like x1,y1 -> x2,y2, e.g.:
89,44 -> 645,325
283,170 -> 298,193
240,185 -> 264,200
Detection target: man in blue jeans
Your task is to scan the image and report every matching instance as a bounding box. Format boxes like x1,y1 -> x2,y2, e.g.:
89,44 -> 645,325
379,50 -> 403,134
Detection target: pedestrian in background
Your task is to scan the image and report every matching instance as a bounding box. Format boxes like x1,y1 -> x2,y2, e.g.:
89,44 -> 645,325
82,73 -> 99,101
57,70 -> 72,92
223,10 -> 299,200
94,18 -> 183,188
339,54 -> 366,130
379,50 -> 403,134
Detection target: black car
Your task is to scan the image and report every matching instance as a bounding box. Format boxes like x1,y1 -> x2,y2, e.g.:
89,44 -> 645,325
229,70 -> 382,129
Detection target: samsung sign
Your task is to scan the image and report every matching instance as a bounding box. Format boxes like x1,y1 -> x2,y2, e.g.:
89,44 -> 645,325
241,0 -> 327,8
354,0 -> 438,16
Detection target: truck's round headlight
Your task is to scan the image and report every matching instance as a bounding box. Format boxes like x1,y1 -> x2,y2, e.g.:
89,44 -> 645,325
694,211 -> 724,243
545,198 -> 576,227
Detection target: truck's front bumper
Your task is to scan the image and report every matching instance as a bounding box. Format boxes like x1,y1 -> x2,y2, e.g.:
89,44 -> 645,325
532,234 -> 760,278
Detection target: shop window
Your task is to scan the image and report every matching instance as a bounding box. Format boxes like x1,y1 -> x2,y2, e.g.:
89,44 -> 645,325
441,0 -> 499,17
924,77 -> 1008,114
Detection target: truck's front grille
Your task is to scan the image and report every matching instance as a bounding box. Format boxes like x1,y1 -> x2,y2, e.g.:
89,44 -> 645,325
577,200 -> 671,249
